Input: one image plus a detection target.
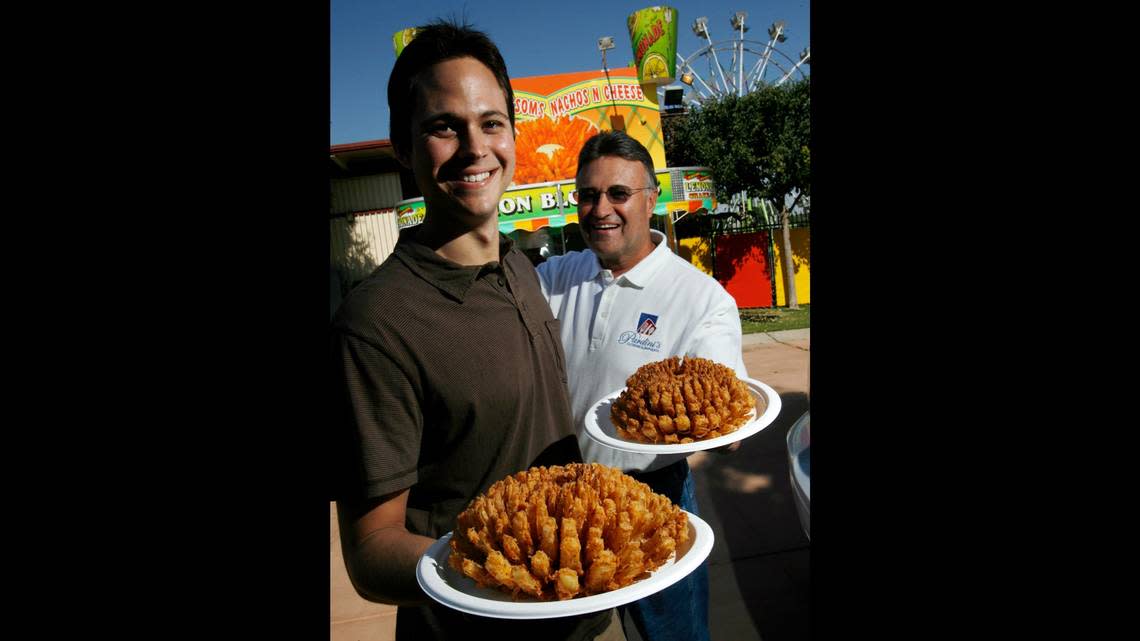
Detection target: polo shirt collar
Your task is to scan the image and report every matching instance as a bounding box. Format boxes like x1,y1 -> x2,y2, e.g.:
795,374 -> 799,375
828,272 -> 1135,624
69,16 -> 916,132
592,229 -> 670,288
395,227 -> 514,302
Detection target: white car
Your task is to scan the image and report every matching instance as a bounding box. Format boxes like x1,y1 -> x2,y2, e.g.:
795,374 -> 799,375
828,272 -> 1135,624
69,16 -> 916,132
786,411 -> 810,540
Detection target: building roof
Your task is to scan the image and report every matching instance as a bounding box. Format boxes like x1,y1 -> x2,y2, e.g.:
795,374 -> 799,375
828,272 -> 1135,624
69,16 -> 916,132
330,139 -> 403,178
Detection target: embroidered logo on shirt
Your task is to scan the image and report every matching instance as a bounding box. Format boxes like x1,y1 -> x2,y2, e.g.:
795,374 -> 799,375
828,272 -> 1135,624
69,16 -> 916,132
636,313 -> 658,335
620,313 -> 662,352
618,332 -> 662,351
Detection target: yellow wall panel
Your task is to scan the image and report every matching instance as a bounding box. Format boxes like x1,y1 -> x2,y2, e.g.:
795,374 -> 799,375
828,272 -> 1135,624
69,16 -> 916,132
773,227 -> 811,306
678,236 -> 714,276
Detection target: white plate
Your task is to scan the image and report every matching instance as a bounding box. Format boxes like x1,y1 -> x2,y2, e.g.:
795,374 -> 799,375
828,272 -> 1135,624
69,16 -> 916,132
582,377 -> 782,454
416,510 -> 714,620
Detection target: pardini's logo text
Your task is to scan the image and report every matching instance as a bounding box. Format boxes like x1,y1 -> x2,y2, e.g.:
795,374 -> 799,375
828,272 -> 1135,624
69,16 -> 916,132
618,331 -> 662,352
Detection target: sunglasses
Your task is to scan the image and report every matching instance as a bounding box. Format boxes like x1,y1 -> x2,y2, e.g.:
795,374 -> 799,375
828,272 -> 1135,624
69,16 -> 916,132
572,185 -> 658,205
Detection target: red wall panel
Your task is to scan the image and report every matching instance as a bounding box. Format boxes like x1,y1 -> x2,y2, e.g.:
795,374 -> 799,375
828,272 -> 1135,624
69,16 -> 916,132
714,232 -> 774,308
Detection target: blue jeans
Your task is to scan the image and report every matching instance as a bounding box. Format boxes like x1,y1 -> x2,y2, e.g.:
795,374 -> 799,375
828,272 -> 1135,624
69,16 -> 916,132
623,459 -> 710,641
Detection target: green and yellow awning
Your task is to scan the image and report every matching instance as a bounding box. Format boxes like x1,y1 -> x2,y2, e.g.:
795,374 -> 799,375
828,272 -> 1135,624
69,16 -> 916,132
396,167 -> 716,233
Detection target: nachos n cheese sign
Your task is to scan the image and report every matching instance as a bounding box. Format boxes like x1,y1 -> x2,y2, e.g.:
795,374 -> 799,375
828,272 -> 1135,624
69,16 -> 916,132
510,67 -> 665,187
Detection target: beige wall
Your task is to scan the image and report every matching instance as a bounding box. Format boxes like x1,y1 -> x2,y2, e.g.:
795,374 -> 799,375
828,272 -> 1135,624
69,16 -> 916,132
330,210 -> 400,293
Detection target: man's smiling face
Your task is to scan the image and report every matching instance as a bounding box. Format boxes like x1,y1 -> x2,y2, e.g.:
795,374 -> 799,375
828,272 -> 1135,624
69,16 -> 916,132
401,56 -> 516,224
576,155 -> 658,273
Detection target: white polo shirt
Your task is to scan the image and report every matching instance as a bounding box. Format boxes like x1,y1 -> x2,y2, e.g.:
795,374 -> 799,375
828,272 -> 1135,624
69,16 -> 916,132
537,230 -> 748,473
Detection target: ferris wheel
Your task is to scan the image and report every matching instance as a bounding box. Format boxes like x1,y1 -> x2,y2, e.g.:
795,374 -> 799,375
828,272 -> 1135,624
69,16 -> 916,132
670,11 -> 809,105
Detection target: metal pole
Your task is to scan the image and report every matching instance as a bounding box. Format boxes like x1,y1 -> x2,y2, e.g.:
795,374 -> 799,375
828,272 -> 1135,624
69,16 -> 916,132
776,51 -> 810,86
756,22 -> 784,89
677,54 -> 716,100
746,45 -> 773,90
665,210 -> 679,255
738,21 -> 745,96
703,34 -> 733,96
755,39 -> 777,88
682,64 -> 718,99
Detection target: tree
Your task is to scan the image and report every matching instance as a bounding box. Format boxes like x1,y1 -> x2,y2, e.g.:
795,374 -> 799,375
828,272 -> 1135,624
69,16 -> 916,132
668,80 -> 810,308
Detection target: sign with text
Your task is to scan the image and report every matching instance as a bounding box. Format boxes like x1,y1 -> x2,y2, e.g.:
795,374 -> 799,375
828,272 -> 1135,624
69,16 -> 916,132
627,6 -> 678,85
510,67 -> 665,187
397,167 -> 714,233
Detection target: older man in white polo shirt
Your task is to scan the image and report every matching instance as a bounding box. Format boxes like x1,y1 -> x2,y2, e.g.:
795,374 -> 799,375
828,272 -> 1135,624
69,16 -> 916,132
537,130 -> 747,641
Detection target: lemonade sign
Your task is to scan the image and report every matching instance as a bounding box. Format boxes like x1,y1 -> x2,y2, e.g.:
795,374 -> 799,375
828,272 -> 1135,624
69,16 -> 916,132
683,170 -> 714,200
392,27 -> 419,57
395,198 -> 426,229
627,6 -> 678,85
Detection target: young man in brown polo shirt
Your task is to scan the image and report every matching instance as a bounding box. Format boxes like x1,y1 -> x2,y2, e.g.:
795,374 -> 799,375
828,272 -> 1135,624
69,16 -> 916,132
330,19 -> 622,641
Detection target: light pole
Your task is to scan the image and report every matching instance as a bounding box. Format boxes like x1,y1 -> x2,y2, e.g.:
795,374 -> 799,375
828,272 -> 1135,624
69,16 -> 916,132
597,36 -> 624,131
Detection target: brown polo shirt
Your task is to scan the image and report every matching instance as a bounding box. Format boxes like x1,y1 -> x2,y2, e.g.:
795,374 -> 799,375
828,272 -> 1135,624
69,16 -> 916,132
331,228 -> 581,539
331,227 -> 614,639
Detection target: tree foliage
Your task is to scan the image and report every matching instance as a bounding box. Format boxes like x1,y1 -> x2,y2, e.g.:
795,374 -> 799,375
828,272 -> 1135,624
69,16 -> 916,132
668,79 -> 810,216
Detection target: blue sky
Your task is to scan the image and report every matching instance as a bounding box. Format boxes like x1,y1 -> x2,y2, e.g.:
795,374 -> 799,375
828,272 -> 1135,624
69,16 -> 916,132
331,0 -> 810,145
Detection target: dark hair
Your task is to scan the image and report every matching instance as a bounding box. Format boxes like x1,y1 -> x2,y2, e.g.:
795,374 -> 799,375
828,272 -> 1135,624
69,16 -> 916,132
387,19 -> 515,157
576,130 -> 658,186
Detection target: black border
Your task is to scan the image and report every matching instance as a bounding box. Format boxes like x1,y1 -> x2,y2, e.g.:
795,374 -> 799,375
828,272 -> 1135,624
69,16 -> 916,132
102,5 -> 335,634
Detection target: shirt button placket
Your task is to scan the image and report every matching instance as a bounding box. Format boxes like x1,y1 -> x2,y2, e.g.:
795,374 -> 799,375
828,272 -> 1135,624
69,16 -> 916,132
592,281 -> 614,351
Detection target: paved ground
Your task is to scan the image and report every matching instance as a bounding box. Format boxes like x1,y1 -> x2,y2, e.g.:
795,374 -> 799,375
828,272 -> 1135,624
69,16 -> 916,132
330,329 -> 810,640
667,329 -> 810,641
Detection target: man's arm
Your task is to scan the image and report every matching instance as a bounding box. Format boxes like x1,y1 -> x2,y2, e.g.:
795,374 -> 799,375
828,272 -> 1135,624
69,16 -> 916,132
685,294 -> 748,379
685,293 -> 748,454
336,489 -> 435,605
333,330 -> 432,603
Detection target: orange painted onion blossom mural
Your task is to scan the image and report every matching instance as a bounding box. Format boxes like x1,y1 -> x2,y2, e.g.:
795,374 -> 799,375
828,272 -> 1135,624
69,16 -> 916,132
511,115 -> 600,187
